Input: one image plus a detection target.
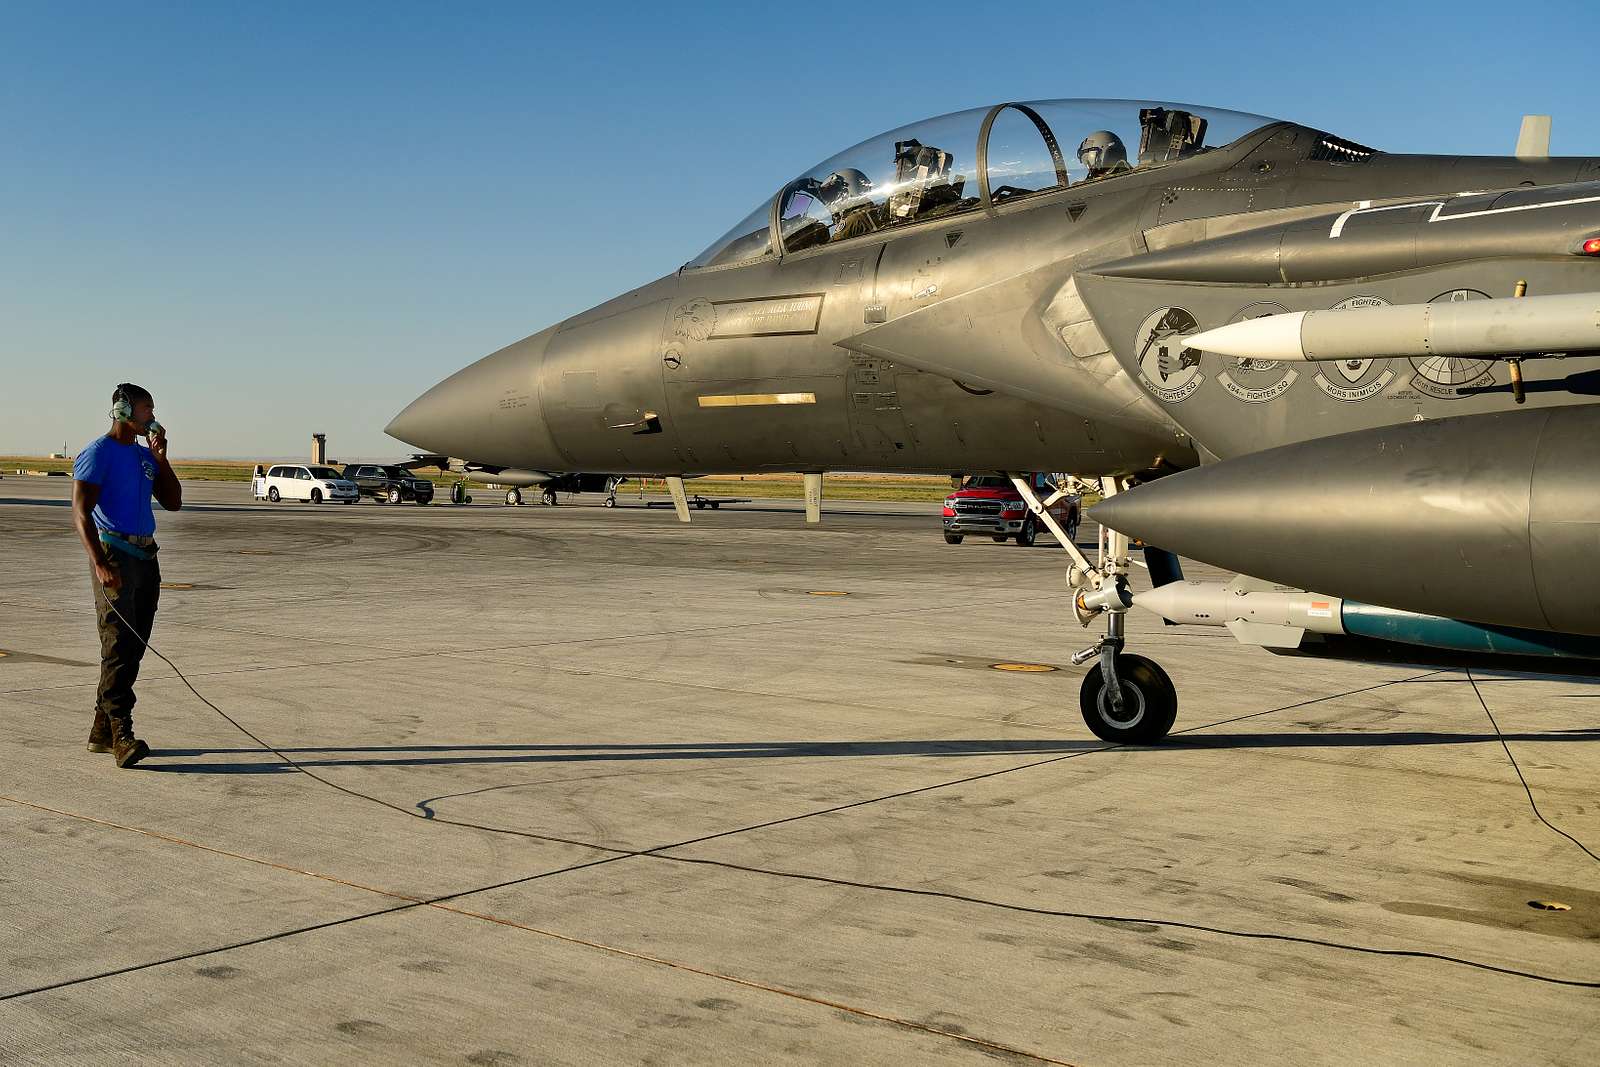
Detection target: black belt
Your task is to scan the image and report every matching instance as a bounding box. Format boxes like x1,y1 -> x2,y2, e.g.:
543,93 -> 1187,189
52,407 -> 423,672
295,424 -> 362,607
99,531 -> 158,559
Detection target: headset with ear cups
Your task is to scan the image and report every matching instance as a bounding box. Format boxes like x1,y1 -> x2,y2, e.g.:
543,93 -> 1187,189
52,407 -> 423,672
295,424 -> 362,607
111,383 -> 135,423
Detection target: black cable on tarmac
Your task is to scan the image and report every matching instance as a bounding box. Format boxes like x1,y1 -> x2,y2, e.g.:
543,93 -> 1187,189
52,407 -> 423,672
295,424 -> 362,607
1465,668 -> 1600,865
50,596 -> 1597,996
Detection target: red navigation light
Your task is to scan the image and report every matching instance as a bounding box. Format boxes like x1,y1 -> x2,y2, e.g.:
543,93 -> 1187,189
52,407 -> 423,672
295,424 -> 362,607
1581,237 -> 1600,255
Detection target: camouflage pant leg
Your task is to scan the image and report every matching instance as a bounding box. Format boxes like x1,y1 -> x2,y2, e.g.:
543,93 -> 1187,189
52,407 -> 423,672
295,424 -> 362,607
92,549 -> 161,737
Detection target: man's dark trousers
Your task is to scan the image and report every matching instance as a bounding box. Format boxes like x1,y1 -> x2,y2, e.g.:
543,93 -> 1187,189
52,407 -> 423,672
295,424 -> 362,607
89,545 -> 160,747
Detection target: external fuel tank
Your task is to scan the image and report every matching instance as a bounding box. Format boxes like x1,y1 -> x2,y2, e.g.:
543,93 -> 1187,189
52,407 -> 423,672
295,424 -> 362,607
1091,406 -> 1600,635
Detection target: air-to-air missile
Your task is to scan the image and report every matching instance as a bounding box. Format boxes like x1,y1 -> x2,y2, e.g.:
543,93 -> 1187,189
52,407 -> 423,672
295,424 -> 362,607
390,96 -> 1600,743
1184,290 -> 1600,363
1136,578 -> 1600,674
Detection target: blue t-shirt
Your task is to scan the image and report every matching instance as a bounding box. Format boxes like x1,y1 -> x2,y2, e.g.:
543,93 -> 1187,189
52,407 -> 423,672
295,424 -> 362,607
73,436 -> 158,537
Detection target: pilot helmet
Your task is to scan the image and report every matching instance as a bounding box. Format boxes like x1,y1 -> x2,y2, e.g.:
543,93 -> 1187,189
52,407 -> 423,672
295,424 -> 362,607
1077,130 -> 1128,176
818,168 -> 872,205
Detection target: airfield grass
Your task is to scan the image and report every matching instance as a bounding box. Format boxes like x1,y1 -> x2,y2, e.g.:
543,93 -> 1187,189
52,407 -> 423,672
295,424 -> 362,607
1,456 -> 962,502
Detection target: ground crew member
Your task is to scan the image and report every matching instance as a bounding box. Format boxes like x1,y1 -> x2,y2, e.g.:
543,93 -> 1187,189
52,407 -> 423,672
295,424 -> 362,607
71,383 -> 183,768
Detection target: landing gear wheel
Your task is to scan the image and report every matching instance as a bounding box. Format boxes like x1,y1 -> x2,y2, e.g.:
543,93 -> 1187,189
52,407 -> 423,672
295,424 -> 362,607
944,532 -> 964,544
603,496 -> 616,508
267,487 -> 279,502
310,488 -> 323,504
1015,516 -> 1037,547
1079,654 -> 1177,744
541,489 -> 557,506
386,486 -> 402,505
505,488 -> 521,506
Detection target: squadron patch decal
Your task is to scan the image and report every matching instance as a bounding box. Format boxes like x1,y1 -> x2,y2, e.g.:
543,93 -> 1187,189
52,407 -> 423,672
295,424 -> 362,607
1314,295 -> 1395,401
1408,289 -> 1498,398
1210,302 -> 1298,403
1134,306 -> 1204,403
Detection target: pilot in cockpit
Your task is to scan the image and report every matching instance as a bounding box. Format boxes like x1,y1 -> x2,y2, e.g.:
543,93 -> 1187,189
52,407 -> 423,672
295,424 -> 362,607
818,168 -> 879,241
1077,130 -> 1130,181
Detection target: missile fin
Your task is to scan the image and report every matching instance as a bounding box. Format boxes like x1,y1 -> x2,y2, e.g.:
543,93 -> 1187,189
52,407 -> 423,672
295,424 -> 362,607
1226,620 -> 1306,649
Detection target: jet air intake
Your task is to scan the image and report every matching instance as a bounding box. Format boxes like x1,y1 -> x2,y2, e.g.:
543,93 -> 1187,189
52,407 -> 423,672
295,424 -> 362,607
1090,406 -> 1600,636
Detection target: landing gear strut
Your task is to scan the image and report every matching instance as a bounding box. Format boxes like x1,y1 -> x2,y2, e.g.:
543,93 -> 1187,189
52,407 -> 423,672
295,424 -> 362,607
1005,472 -> 1177,744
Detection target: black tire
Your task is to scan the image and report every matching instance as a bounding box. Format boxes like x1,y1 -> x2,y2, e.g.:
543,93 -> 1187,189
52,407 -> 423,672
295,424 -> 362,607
267,487 -> 279,502
541,489 -> 557,506
710,501 -> 720,509
603,497 -> 616,508
694,500 -> 706,510
386,486 -> 402,505
506,488 -> 521,506
943,532 -> 964,545
1015,516 -> 1037,547
310,489 -> 323,505
1079,654 -> 1177,744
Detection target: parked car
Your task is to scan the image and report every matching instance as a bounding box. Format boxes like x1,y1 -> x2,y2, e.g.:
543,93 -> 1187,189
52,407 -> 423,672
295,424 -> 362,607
941,473 -> 1079,546
341,463 -> 435,505
258,464 -> 360,504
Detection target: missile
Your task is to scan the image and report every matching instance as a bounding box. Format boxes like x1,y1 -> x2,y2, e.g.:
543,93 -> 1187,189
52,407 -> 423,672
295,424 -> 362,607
1186,291 -> 1600,362
1135,580 -> 1600,661
1091,406 -> 1600,636
1135,578 -> 1344,648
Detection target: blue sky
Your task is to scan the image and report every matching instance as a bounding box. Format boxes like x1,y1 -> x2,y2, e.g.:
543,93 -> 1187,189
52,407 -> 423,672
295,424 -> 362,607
4,1 -> 1597,458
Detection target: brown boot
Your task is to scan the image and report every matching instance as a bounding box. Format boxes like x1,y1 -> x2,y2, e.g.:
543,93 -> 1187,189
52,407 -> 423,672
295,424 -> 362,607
87,708 -> 113,753
109,718 -> 149,769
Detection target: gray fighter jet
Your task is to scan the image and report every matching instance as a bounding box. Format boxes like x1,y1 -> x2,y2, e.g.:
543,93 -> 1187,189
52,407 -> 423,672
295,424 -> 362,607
387,98 -> 1600,743
406,455 -> 622,506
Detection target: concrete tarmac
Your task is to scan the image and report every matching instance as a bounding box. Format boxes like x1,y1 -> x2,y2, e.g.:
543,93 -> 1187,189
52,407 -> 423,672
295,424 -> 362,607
2,478 -> 1597,1065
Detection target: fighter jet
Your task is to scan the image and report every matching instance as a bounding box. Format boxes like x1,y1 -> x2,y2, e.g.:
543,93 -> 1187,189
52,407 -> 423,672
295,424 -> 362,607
406,455 -> 623,506
387,98 -> 1600,743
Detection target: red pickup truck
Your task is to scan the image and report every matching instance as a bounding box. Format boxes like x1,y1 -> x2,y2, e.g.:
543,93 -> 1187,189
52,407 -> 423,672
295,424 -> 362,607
942,473 -> 1080,547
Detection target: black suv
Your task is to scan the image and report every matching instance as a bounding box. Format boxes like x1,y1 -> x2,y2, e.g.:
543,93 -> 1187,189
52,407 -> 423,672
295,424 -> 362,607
341,464 -> 435,505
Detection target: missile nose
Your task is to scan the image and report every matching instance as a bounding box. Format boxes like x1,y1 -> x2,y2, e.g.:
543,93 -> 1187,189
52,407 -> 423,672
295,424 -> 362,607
386,328 -> 562,467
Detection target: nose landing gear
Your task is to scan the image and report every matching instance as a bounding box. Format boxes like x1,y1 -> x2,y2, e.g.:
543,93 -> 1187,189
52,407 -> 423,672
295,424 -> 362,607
1004,472 -> 1177,744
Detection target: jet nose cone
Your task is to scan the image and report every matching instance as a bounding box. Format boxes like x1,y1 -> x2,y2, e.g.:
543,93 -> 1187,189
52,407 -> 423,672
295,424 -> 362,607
386,328 -> 562,467
384,371 -> 481,454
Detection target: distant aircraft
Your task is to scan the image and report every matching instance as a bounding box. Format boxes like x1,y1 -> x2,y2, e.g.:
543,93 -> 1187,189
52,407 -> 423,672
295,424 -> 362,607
387,98 -> 1600,743
405,455 -> 621,506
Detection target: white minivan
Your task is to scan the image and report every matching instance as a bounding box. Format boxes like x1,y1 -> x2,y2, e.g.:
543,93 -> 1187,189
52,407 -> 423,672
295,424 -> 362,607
258,464 -> 360,504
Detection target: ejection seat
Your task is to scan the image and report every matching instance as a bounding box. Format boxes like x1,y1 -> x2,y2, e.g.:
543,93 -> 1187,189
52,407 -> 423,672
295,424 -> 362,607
886,138 -> 966,222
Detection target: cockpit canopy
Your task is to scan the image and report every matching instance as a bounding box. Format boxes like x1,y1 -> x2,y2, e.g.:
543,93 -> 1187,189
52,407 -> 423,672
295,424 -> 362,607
687,99 -> 1287,269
